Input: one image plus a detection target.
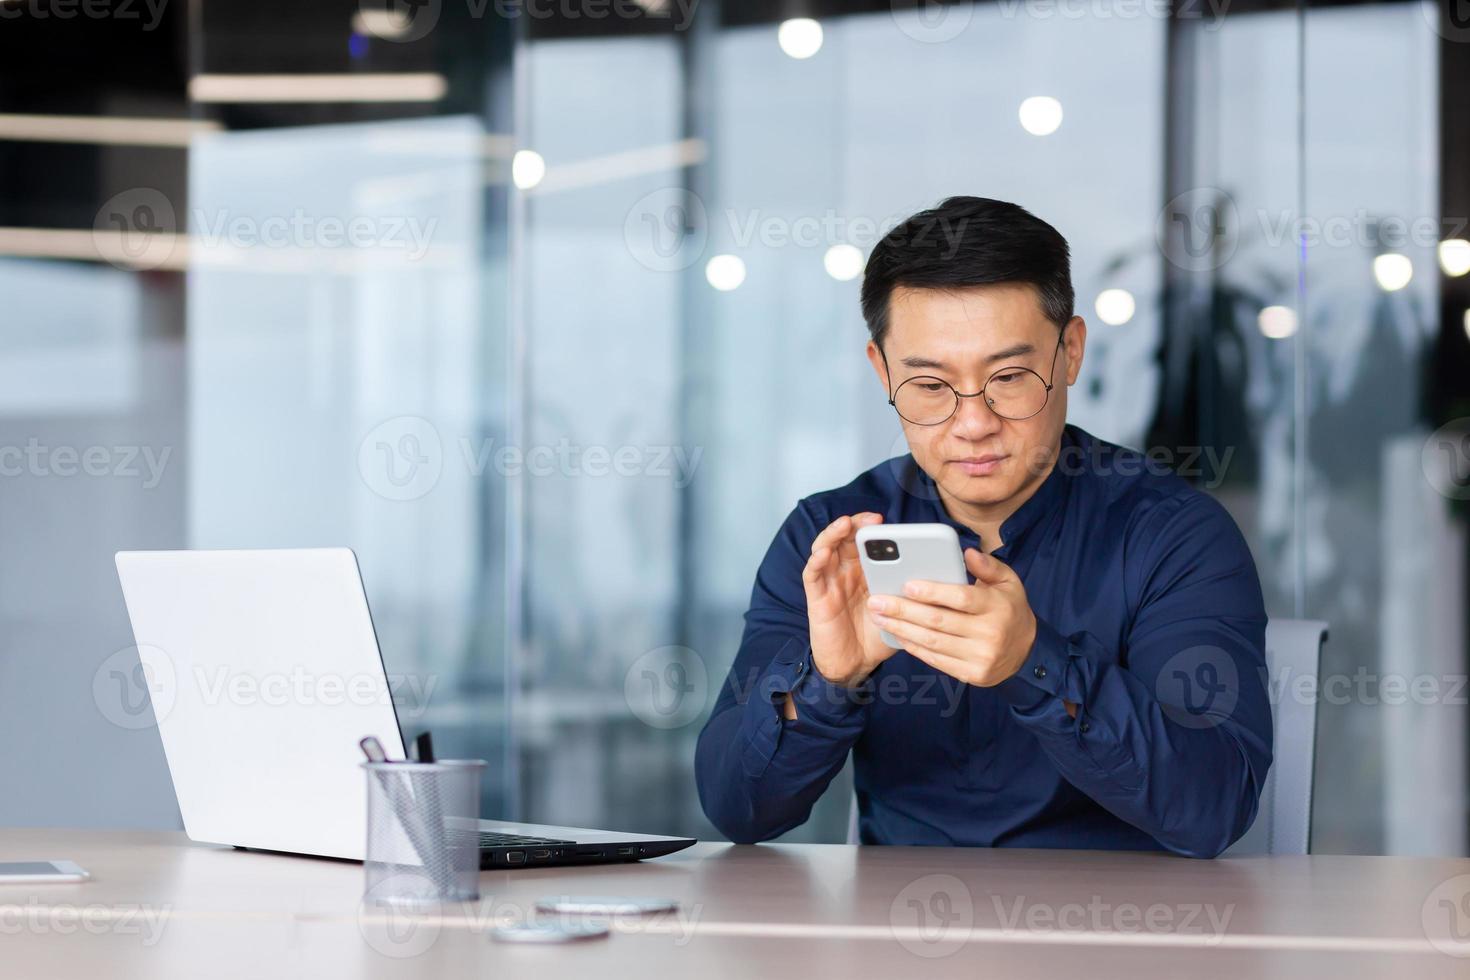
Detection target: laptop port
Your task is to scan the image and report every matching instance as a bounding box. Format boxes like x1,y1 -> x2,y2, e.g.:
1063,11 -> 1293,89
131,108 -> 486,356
506,851 -> 526,864
574,848 -> 603,857
530,849 -> 551,860
616,846 -> 636,857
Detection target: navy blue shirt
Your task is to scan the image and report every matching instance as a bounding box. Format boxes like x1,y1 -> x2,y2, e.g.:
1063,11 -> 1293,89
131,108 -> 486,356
695,425 -> 1272,858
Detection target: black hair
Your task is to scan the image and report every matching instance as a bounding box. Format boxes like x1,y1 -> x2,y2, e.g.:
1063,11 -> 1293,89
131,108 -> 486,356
860,196 -> 1074,348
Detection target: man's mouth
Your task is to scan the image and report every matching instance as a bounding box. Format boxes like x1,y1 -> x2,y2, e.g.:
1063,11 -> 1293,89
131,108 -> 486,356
950,454 -> 1007,476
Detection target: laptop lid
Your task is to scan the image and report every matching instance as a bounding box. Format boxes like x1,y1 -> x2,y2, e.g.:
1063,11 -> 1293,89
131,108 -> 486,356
114,548 -> 406,860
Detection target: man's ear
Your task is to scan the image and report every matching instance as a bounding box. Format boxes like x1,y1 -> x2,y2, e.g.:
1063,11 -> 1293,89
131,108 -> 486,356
865,339 -> 892,396
1062,316 -> 1087,386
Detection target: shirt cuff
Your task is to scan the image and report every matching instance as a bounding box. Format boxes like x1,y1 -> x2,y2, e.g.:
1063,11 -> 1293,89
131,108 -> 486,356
762,646 -> 873,728
996,617 -> 1072,713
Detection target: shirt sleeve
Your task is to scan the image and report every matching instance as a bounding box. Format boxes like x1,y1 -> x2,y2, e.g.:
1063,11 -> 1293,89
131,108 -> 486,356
994,490 -> 1274,858
695,499 -> 873,843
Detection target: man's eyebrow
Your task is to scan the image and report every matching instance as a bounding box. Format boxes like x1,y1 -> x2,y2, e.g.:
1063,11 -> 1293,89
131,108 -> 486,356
898,343 -> 1037,372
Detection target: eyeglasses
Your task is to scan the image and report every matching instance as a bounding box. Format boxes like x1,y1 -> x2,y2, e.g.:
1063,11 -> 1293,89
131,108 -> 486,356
882,329 -> 1066,426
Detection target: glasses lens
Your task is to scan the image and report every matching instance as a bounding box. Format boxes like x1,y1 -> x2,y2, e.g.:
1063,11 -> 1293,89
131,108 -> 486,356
983,369 -> 1048,420
893,377 -> 959,425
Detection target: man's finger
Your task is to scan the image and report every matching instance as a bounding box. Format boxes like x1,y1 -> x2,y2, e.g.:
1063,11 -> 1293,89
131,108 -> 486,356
802,546 -> 833,601
836,512 -> 884,564
965,547 -> 1016,586
870,611 -> 963,659
893,641 -> 976,685
867,594 -> 970,637
900,578 -> 986,613
810,515 -> 854,556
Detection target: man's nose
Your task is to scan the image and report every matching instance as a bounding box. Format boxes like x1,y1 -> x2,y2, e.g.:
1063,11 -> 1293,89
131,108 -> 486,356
948,391 -> 1003,441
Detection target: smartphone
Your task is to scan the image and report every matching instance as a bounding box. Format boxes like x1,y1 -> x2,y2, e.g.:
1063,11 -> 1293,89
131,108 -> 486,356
0,861 -> 90,883
856,523 -> 968,649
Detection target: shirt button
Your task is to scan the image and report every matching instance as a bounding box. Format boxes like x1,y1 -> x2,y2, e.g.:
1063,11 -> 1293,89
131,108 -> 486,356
1033,665 -> 1048,680
1080,721 -> 1091,734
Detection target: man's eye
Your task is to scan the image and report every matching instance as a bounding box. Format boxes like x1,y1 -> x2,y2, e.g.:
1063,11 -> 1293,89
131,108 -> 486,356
990,371 -> 1024,385
915,382 -> 949,393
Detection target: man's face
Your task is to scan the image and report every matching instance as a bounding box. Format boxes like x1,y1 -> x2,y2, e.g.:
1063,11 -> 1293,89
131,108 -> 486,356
866,283 -> 1086,513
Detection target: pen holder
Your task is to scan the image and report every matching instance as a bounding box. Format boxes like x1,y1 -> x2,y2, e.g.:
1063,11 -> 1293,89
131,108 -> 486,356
362,759 -> 486,906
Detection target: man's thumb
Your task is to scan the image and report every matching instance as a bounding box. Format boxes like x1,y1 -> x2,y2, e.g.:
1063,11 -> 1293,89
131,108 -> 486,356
965,547 -> 1013,585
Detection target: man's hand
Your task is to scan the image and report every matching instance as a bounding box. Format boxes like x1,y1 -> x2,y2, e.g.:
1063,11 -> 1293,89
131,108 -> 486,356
864,547 -> 1038,688
800,513 -> 898,691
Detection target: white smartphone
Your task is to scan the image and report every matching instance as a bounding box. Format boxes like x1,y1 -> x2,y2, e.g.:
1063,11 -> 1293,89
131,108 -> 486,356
856,523 -> 968,649
0,860 -> 90,883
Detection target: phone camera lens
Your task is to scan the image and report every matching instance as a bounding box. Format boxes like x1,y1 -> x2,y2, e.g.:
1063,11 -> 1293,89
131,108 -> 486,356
865,539 -> 900,562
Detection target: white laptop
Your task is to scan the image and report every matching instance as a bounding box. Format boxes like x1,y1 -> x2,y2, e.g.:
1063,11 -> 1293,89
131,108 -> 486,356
114,548 -> 694,868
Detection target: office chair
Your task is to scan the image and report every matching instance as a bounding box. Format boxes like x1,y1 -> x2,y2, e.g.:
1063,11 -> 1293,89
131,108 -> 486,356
845,619 -> 1329,856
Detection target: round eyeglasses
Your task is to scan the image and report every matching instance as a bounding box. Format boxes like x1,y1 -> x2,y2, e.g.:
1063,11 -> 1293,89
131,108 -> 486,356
884,330 -> 1065,426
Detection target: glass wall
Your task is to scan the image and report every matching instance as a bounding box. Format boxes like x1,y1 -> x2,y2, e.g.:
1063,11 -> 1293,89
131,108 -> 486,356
1,0 -> 1465,855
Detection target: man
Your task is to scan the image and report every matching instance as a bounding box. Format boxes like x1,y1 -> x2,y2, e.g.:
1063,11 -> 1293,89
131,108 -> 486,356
694,197 -> 1272,858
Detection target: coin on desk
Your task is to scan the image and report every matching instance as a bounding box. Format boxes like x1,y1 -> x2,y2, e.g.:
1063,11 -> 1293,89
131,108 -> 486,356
489,923 -> 610,944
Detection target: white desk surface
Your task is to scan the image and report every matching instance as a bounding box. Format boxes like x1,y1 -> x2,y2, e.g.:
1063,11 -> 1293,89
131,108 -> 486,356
3,829 -> 1468,978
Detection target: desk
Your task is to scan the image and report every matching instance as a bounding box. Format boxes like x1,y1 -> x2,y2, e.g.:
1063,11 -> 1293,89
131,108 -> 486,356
3,829 -> 1468,978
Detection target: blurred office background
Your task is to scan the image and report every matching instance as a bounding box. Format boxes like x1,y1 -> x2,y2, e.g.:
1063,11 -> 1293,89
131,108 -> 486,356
0,0 -> 1466,855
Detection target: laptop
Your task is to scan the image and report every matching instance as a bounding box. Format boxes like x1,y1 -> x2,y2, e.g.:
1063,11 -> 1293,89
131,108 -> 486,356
114,547 -> 696,869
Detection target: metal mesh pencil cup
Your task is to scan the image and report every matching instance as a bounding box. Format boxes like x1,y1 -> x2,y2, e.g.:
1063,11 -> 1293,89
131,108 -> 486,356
362,759 -> 485,906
